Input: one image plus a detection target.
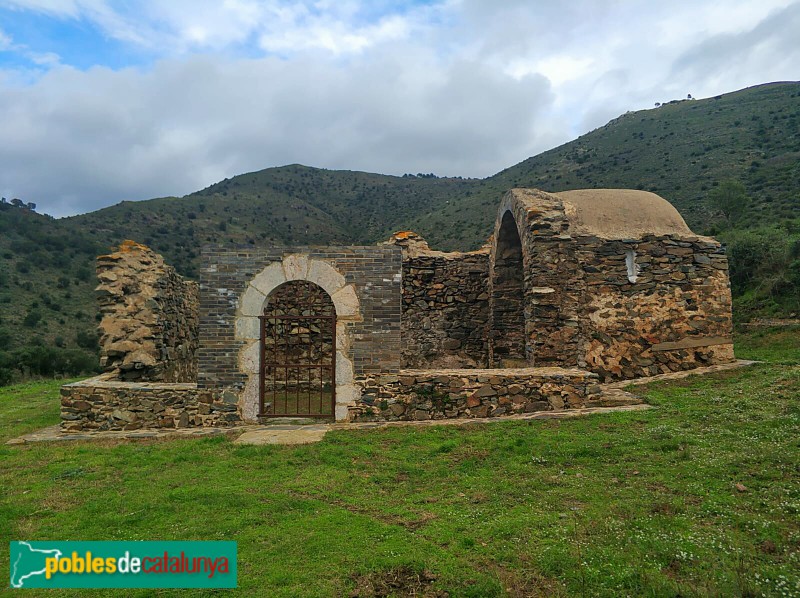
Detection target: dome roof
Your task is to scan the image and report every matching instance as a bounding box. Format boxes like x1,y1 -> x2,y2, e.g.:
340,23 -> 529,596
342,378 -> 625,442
550,189 -> 695,239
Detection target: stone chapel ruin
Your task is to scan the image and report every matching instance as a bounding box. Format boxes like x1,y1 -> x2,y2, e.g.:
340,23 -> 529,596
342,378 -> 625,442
61,188 -> 734,430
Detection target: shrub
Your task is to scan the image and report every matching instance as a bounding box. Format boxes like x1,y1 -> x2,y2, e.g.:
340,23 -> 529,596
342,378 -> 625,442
22,310 -> 42,328
0,346 -> 100,384
75,330 -> 99,351
722,226 -> 800,315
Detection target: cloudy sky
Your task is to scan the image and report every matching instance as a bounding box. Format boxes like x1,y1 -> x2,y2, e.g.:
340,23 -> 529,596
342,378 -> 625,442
0,0 -> 798,217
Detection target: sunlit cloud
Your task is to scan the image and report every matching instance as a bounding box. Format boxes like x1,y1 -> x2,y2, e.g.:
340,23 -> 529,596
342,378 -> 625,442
0,0 -> 797,216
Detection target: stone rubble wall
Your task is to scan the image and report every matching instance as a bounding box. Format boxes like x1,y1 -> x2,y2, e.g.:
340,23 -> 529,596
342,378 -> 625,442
498,189 -> 735,380
349,367 -> 602,422
497,190 -> 584,368
383,232 -> 491,369
96,241 -> 199,382
579,235 -> 734,380
60,375 -> 241,432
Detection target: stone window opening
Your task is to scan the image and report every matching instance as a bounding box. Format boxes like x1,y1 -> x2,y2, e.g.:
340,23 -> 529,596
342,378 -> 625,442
625,249 -> 640,283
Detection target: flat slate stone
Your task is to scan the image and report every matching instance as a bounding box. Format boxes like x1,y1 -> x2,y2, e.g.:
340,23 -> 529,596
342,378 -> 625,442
233,428 -> 329,446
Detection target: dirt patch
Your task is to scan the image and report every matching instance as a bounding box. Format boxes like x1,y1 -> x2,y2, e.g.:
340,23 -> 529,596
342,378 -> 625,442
289,491 -> 438,532
492,562 -> 566,597
402,511 -> 438,530
350,566 -> 446,597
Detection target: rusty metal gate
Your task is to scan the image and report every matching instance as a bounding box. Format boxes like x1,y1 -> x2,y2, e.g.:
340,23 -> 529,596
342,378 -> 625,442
258,281 -> 336,418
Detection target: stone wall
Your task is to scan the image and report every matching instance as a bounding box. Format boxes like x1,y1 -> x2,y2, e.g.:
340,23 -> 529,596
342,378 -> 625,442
198,246 -> 402,421
349,367 -> 601,422
494,189 -> 735,380
384,232 -> 491,368
495,191 -> 584,368
60,375 -> 240,432
96,241 -> 199,382
578,235 -> 734,380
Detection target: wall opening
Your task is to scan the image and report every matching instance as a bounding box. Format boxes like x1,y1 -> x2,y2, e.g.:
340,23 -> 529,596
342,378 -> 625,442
625,249 -> 639,283
259,280 -> 335,417
491,210 -> 526,366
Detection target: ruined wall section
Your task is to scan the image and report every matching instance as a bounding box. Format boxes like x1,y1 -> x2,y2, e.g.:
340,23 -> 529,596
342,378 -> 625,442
490,213 -> 526,364
496,190 -> 584,367
578,235 -> 734,380
385,232 -> 490,369
96,241 -> 199,382
498,189 -> 734,380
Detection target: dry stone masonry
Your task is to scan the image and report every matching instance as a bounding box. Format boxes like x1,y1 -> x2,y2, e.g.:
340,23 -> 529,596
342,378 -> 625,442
350,367 -> 601,422
61,186 -> 735,430
96,240 -> 198,382
384,232 -> 491,369
494,188 -> 734,380
61,375 -> 239,432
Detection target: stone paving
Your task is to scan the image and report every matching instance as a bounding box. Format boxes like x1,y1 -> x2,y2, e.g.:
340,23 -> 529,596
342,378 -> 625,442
6,360 -> 757,446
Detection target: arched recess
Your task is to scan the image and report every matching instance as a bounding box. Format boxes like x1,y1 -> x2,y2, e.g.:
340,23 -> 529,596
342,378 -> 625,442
490,210 -> 526,366
235,255 -> 361,422
260,280 -> 335,417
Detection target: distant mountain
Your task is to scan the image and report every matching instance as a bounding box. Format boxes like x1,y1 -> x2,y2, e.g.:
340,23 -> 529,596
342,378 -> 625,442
1,81 -> 798,380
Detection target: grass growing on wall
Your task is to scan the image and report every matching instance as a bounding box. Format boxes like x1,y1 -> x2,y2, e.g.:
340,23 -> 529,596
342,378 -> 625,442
0,329 -> 798,596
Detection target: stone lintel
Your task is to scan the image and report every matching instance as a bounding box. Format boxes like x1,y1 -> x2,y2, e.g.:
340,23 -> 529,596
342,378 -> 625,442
650,336 -> 733,352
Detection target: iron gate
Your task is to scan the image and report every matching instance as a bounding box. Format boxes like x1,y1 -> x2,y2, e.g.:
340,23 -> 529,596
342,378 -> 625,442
258,282 -> 336,418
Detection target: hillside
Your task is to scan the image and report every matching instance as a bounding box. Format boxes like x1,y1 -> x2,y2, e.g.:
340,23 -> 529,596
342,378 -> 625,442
67,169 -> 480,276
410,81 -> 800,249
1,81 -> 798,382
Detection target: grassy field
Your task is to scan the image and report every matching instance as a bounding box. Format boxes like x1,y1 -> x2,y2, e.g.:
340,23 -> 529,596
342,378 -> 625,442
1,329 -> 798,597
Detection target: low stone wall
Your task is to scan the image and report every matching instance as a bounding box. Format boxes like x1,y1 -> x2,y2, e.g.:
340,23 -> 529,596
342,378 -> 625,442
60,375 -> 241,432
97,241 -> 199,383
349,367 -> 602,422
384,232 -> 490,368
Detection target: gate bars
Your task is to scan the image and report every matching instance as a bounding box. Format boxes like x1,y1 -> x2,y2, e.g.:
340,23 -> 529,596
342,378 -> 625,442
258,312 -> 336,418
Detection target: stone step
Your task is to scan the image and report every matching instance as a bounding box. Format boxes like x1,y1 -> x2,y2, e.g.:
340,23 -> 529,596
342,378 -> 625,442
257,417 -> 329,426
585,391 -> 644,408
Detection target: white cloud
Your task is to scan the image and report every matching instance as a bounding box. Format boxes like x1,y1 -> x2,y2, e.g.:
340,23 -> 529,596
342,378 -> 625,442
0,52 -> 555,216
0,28 -> 12,49
0,0 -> 798,216
259,13 -> 411,55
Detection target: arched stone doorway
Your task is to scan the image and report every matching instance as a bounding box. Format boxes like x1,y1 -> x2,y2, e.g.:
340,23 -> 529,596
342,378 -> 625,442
260,280 -> 335,417
235,254 -> 362,422
490,210 -> 526,366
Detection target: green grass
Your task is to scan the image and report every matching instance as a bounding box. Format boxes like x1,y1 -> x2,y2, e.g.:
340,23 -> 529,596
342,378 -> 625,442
735,325 -> 800,364
1,330 -> 798,596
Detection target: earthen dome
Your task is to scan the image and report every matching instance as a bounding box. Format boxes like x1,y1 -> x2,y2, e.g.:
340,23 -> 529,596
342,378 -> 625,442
512,188 -> 696,239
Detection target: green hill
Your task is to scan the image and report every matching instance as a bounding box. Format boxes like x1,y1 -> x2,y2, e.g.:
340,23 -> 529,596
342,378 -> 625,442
1,81 -> 798,383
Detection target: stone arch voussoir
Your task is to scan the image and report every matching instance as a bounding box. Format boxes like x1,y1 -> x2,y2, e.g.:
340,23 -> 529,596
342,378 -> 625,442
235,255 -> 361,422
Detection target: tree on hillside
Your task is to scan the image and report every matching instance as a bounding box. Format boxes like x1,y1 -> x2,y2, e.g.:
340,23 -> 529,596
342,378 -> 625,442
709,180 -> 748,227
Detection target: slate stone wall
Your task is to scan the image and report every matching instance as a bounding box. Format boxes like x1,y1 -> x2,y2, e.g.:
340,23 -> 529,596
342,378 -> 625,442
495,191 -> 584,368
494,189 -> 735,380
60,375 -> 239,432
96,241 -> 199,382
349,367 -> 601,422
198,246 -> 402,392
578,235 -> 734,380
489,212 -> 527,365
399,250 -> 491,368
